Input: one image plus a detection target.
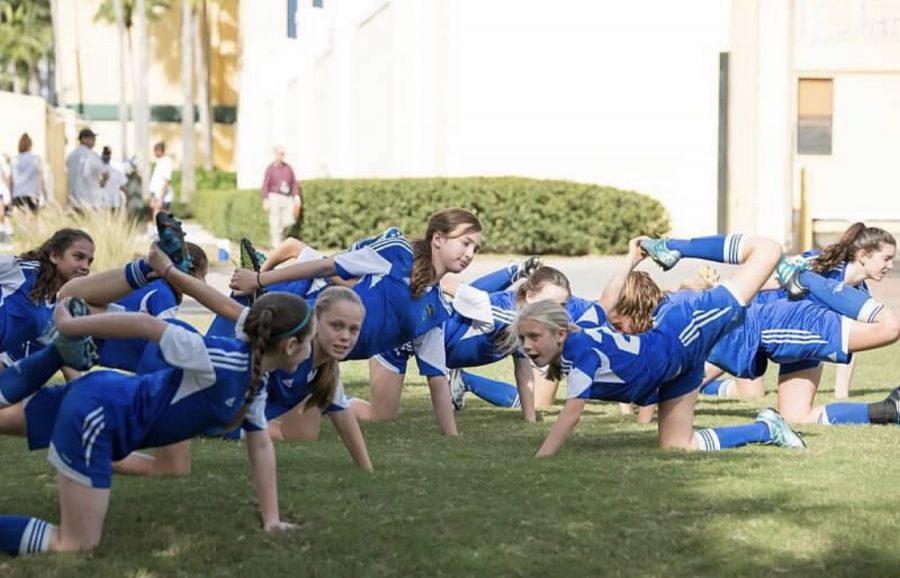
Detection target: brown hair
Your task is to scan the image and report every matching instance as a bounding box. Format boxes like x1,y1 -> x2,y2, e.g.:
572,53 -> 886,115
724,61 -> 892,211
17,133 -> 32,154
506,300 -> 578,382
613,272 -> 666,333
811,222 -> 896,274
19,228 -> 94,304
306,286 -> 365,410
515,266 -> 572,307
227,292 -> 314,429
410,208 -> 482,298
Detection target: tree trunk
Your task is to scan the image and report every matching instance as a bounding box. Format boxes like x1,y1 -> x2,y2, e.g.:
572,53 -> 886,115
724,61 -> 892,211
194,0 -> 213,170
50,0 -> 65,107
180,0 -> 195,204
134,0 -> 150,200
113,0 -> 129,160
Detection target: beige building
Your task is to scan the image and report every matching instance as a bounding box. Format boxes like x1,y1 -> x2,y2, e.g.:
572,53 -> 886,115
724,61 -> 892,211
237,0 -> 900,248
51,0 -> 240,170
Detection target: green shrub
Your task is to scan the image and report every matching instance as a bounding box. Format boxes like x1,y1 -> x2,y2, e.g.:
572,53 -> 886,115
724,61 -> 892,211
192,177 -> 670,255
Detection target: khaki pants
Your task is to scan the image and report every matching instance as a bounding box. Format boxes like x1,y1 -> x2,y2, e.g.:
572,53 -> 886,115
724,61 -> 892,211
267,193 -> 297,248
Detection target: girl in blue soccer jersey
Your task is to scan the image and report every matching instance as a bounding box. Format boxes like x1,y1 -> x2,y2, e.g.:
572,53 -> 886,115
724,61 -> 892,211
230,208 -> 483,436
151,252 -> 373,471
0,287 -> 314,555
376,265 -> 601,423
0,228 -> 94,356
514,234 -> 807,457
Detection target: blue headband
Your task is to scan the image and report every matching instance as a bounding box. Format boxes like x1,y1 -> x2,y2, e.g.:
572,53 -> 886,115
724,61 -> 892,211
274,306 -> 313,340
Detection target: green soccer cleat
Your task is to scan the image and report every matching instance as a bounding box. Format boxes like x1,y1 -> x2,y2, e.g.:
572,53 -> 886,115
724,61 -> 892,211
52,297 -> 99,371
156,212 -> 193,273
756,407 -> 806,449
640,239 -> 682,271
775,255 -> 809,300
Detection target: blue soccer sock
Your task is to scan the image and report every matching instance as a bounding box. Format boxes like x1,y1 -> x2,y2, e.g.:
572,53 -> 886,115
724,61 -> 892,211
124,258 -> 154,289
799,271 -> 883,322
667,234 -> 745,264
0,345 -> 65,408
693,421 -> 771,451
0,516 -> 53,555
700,378 -> 735,397
818,403 -> 871,425
462,371 -> 520,408
469,267 -> 516,293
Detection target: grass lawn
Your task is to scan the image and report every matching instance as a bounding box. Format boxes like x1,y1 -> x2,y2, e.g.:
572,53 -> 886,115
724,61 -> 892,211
2,319 -> 899,577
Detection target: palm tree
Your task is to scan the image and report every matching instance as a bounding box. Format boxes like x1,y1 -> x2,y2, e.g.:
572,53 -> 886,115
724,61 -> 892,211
94,0 -> 170,198
0,0 -> 52,95
180,0 -> 194,203
194,0 -> 213,171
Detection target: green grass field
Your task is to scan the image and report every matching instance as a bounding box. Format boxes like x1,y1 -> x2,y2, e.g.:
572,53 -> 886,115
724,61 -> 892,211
2,327 -> 900,577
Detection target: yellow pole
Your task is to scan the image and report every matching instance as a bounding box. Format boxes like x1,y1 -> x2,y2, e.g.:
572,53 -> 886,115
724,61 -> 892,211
799,167 -> 809,250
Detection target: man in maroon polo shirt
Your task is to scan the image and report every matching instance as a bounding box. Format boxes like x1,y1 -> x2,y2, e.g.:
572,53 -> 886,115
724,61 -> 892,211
260,145 -> 302,247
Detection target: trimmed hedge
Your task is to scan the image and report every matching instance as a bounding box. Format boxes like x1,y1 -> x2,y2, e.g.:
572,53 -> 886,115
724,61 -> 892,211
193,177 -> 670,255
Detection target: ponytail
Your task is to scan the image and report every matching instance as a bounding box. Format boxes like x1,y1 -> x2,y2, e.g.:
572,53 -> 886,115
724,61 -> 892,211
410,208 -> 482,298
811,222 -> 896,273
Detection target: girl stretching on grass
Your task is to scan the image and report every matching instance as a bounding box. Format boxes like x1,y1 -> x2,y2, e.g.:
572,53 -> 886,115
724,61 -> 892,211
515,234 -> 805,457
0,286 -> 313,555
230,208 -> 483,436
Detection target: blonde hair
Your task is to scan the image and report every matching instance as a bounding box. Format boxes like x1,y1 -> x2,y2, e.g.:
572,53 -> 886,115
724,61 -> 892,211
612,272 -> 666,334
307,286 -> 365,410
410,208 -> 482,298
506,300 -> 577,381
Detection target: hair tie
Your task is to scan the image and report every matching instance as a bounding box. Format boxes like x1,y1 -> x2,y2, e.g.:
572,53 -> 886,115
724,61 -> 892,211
273,306 -> 312,340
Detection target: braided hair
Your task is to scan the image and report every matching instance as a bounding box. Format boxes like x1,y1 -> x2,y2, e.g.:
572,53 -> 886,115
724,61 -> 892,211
19,228 -> 93,304
810,222 -> 896,274
226,292 -> 314,430
410,208 -> 482,298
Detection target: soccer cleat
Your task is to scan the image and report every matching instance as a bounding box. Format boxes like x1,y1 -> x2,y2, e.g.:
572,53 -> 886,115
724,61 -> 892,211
775,255 -> 809,300
239,238 -> 265,272
51,297 -> 99,371
511,255 -> 543,282
448,368 -> 466,411
156,212 -> 193,273
755,407 -> 806,449
640,239 -> 682,271
885,387 -> 900,425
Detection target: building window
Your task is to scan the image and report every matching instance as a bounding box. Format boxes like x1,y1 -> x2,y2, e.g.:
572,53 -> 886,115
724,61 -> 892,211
797,78 -> 833,155
313,0 -> 323,7
287,0 -> 298,38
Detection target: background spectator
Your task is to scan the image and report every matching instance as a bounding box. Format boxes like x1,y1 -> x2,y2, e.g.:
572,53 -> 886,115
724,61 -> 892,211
65,127 -> 108,211
260,145 -> 301,248
149,141 -> 174,221
10,132 -> 46,213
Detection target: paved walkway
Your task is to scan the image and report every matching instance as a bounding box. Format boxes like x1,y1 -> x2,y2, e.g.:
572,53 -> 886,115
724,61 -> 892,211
181,218 -> 900,314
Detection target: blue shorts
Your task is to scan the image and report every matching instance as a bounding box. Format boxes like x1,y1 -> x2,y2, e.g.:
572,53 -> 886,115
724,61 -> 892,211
758,300 -> 850,375
373,342 -> 415,375
655,285 -> 746,402
46,373 -> 124,489
25,385 -> 69,451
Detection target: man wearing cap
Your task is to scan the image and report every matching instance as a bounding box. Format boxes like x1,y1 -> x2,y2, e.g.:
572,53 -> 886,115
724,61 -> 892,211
65,127 -> 109,210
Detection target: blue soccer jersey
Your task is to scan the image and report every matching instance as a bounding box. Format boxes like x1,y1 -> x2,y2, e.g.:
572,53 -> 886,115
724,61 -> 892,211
565,286 -> 744,405
376,287 -> 607,377
0,257 -> 55,354
31,322 -> 266,489
264,348 -> 349,421
97,281 -> 180,371
324,231 -> 451,359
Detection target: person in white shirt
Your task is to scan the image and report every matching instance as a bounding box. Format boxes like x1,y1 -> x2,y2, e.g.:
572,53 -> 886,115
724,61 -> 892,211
101,161 -> 128,211
149,142 -> 175,221
65,128 -> 108,211
11,133 -> 46,213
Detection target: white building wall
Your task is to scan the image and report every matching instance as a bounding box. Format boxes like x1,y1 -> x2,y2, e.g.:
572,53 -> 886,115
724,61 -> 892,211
273,0 -> 730,237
